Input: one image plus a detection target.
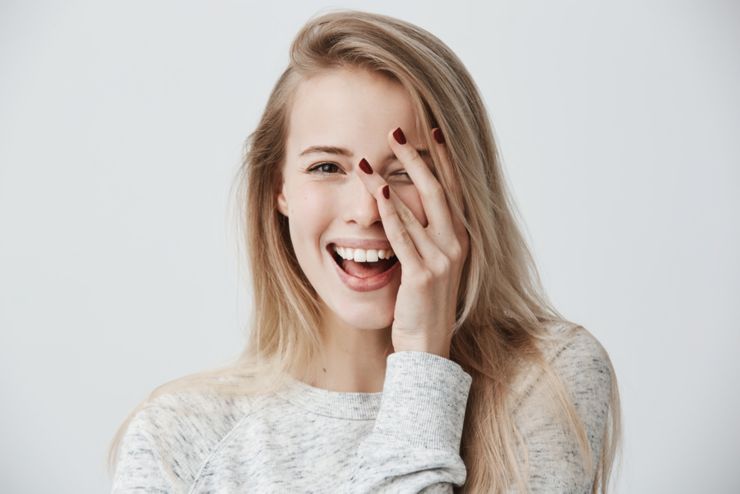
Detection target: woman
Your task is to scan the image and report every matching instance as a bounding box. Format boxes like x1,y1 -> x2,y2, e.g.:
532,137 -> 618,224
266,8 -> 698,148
109,9 -> 621,493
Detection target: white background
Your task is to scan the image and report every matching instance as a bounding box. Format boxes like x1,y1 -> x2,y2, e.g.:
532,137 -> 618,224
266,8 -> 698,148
1,1 -> 738,492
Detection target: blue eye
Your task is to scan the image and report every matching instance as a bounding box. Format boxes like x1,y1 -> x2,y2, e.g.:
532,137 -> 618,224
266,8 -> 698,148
308,162 -> 341,174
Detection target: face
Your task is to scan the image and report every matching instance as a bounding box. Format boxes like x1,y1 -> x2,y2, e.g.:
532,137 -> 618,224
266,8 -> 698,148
277,67 -> 431,333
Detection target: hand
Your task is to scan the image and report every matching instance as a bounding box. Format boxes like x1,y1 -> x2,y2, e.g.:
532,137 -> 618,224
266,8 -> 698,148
356,126 -> 469,359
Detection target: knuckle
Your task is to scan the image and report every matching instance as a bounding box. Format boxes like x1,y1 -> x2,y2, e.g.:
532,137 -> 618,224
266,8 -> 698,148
407,152 -> 427,172
398,206 -> 415,225
411,151 -> 426,165
428,180 -> 444,199
412,269 -> 434,287
448,242 -> 464,262
434,255 -> 452,274
397,228 -> 413,248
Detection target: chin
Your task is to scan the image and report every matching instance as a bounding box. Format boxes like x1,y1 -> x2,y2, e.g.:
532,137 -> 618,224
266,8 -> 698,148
333,303 -> 395,331
346,311 -> 394,331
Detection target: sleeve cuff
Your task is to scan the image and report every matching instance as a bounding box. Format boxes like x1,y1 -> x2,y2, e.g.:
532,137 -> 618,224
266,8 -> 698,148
373,351 -> 473,451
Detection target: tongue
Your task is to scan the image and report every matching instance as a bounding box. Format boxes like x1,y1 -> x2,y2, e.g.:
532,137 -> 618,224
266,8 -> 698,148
342,259 -> 394,279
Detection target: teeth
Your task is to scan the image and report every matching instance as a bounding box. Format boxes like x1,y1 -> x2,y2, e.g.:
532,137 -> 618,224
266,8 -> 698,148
333,245 -> 396,262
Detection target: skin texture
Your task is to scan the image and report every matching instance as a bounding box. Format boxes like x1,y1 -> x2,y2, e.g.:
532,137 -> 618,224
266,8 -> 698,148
277,67 -> 469,392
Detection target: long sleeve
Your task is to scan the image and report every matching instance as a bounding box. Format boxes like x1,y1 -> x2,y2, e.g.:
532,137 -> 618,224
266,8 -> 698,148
348,351 -> 473,493
512,327 -> 614,493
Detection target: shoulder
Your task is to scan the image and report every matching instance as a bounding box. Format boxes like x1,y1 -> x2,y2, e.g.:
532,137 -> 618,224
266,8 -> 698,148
544,321 -> 612,386
514,321 -> 613,409
113,385 -> 254,490
543,322 -> 614,426
509,321 -> 617,490
129,385 -> 251,437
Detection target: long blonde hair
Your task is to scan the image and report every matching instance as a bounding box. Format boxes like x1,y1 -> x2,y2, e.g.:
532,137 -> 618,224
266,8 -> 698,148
108,9 -> 621,492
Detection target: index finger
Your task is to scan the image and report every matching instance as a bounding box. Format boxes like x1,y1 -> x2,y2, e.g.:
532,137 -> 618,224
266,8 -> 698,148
388,126 -> 458,248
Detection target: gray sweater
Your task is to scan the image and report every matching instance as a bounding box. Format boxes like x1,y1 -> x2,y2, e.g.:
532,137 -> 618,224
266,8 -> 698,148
110,323 -> 612,493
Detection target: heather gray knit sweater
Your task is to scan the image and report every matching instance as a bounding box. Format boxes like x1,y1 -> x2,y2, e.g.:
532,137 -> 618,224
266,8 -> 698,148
110,323 -> 613,493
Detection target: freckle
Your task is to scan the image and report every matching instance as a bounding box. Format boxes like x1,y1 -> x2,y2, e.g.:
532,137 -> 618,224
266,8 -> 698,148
322,368 -> 327,373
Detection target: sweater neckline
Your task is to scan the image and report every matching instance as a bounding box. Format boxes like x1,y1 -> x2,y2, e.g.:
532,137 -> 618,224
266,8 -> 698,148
277,375 -> 383,420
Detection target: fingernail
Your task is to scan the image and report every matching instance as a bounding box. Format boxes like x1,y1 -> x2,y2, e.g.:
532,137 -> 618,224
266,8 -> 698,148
433,127 -> 445,144
359,158 -> 373,174
382,185 -> 390,199
393,127 -> 406,145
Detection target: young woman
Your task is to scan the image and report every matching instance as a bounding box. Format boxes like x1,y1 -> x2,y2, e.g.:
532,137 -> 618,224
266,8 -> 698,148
109,9 -> 621,493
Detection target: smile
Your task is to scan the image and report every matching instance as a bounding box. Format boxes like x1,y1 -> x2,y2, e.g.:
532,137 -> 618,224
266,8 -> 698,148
327,243 -> 400,292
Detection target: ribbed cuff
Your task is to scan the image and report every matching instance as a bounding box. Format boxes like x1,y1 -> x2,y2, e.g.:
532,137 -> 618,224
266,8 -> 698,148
373,351 -> 473,451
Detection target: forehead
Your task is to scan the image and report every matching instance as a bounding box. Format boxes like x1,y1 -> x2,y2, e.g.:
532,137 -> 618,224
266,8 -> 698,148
286,68 -> 421,154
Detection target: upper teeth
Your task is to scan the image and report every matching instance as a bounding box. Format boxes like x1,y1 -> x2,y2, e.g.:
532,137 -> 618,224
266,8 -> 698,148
333,245 -> 396,262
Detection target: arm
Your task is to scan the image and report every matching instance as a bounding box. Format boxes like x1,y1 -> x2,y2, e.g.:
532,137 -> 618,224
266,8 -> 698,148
348,350 -> 473,494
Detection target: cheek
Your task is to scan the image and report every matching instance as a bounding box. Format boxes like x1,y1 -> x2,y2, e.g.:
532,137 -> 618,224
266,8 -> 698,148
291,184 -> 335,228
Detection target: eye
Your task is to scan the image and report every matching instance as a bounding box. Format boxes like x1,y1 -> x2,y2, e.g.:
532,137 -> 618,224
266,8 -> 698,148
308,162 -> 342,174
391,170 -> 412,181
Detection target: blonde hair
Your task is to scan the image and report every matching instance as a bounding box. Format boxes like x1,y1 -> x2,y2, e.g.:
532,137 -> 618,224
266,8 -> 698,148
107,9 -> 621,492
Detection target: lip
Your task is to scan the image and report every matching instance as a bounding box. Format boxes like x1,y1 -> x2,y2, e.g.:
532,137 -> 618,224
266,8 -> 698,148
327,245 -> 400,292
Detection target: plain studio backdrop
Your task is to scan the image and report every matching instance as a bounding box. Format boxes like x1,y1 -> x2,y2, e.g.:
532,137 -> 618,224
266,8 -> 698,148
1,1 -> 738,492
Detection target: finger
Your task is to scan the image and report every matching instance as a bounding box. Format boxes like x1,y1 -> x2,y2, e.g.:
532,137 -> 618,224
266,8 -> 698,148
355,158 -> 437,268
388,126 -> 458,250
378,184 -> 441,261
375,183 -> 426,272
430,127 -> 469,260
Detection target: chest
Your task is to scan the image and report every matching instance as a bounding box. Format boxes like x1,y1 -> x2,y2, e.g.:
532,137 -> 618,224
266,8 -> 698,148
188,411 -> 376,493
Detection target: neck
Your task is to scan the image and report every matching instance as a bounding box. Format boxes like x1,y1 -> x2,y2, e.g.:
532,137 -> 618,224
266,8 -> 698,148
305,320 -> 394,393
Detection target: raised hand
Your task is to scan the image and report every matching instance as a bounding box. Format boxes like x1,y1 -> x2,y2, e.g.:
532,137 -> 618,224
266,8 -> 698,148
356,126 -> 469,359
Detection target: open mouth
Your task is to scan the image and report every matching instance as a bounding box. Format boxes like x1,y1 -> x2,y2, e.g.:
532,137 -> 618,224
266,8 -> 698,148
328,243 -> 399,279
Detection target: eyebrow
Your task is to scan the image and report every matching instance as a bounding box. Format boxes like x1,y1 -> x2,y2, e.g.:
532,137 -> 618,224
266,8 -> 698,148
299,145 -> 430,162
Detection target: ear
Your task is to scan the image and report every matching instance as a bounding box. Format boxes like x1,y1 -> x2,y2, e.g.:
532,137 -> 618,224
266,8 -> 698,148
276,177 -> 289,218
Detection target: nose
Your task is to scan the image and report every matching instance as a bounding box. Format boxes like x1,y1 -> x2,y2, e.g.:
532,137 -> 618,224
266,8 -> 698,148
342,172 -> 382,228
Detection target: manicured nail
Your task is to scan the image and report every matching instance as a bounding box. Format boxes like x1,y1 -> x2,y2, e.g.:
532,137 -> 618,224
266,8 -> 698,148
433,127 -> 445,144
359,158 -> 373,174
393,127 -> 406,145
382,185 -> 390,199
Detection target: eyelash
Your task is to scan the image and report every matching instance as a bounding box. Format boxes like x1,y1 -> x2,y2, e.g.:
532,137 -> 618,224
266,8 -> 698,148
308,162 -> 341,174
308,162 -> 409,178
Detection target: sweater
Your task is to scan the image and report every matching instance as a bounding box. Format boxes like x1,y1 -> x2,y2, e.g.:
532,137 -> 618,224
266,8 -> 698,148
110,322 -> 613,493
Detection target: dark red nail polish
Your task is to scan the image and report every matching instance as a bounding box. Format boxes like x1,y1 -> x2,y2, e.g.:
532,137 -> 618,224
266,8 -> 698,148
433,127 -> 445,144
393,127 -> 406,145
359,158 -> 373,174
382,185 -> 390,199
